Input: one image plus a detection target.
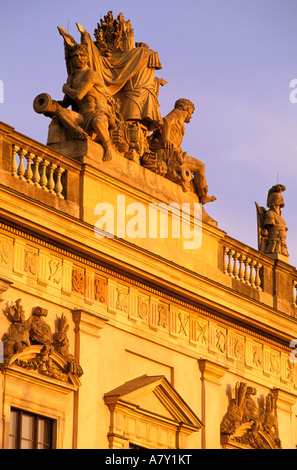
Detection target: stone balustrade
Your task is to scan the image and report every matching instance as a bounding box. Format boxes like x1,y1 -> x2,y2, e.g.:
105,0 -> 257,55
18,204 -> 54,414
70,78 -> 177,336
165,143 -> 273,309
0,121 -> 81,217
223,246 -> 262,290
12,144 -> 66,198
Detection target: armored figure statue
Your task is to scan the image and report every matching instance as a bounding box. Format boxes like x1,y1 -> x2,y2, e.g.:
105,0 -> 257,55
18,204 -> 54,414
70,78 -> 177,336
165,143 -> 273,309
255,184 -> 288,258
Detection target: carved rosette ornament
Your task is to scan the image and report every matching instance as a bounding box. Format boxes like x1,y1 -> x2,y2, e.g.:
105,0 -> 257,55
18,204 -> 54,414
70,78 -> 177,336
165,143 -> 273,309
1,300 -> 83,384
220,382 -> 281,449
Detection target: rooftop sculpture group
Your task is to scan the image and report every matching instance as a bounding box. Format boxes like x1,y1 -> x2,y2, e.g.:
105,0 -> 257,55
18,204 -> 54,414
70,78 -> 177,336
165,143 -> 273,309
33,11 -> 216,205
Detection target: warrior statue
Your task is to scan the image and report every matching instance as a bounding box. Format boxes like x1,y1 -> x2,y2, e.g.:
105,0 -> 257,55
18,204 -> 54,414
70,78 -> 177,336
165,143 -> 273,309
255,184 -> 289,258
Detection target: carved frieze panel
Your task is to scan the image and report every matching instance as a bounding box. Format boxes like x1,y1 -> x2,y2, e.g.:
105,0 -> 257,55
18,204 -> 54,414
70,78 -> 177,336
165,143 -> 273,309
216,329 -> 226,354
94,275 -> 107,303
24,248 -> 38,276
269,350 -> 280,376
0,236 -> 13,266
116,286 -> 129,313
137,296 -> 149,321
177,312 -> 189,337
72,267 -> 85,295
157,304 -> 168,329
48,258 -> 62,284
252,342 -> 264,369
196,320 -> 208,345
227,332 -> 245,362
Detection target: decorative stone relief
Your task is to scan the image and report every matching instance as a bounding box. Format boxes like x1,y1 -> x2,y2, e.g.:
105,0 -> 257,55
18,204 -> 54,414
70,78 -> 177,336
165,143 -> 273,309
72,267 -> 84,294
24,249 -> 38,276
270,353 -> 280,375
252,344 -> 263,368
48,258 -> 61,284
234,338 -> 245,360
1,299 -> 83,383
286,358 -> 294,382
0,238 -> 13,265
137,296 -> 149,320
216,330 -> 226,353
116,287 -> 128,312
196,320 -> 208,345
94,276 -> 107,303
221,381 -> 281,449
157,304 -> 168,328
178,312 -> 189,336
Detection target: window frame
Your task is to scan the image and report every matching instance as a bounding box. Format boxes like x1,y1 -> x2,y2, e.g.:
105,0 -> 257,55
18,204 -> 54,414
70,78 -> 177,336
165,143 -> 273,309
9,407 -> 55,449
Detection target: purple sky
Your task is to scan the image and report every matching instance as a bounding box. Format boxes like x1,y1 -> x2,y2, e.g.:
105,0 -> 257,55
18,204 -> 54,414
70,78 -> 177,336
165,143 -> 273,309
1,0 -> 297,267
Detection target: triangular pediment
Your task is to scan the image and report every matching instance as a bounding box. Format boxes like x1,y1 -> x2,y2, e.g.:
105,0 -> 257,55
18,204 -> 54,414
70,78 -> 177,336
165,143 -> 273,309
104,375 -> 203,430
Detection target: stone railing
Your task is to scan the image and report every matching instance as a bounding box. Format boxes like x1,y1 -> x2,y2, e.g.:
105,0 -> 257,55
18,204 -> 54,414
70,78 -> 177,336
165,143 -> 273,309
221,237 -> 297,315
11,144 -> 66,198
0,121 -> 81,216
223,246 -> 262,290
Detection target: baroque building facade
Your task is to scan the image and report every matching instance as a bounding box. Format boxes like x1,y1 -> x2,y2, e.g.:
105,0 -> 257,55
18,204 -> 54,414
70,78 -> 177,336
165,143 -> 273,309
0,12 -> 297,450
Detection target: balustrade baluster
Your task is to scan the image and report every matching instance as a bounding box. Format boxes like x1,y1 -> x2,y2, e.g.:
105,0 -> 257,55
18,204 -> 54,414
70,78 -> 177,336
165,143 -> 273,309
227,250 -> 235,277
32,156 -> 42,187
249,260 -> 256,287
17,148 -> 26,181
54,167 -> 65,198
25,152 -> 34,184
244,258 -> 251,285
223,247 -> 228,274
238,255 -> 245,281
255,263 -> 262,290
40,160 -> 50,191
47,163 -> 57,194
12,145 -> 19,176
233,252 -> 239,279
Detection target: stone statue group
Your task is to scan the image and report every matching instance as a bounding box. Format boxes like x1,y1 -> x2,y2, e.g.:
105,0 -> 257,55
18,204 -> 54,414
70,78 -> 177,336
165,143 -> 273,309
33,11 -> 216,205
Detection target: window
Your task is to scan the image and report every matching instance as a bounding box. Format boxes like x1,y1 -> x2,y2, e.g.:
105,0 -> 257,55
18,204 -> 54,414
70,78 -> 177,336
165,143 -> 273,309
129,443 -> 148,449
9,408 -> 55,449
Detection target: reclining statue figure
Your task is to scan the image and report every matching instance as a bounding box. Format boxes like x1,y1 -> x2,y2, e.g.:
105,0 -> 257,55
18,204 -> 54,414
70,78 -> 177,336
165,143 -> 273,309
147,99 -> 216,204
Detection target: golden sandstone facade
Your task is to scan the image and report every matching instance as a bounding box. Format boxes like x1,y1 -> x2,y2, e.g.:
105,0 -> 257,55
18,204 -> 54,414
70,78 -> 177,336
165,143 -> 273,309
1,12 -> 297,450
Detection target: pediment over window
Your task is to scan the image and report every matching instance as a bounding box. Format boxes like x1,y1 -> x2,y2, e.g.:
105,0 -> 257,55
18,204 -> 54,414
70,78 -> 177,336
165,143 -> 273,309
104,375 -> 203,449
